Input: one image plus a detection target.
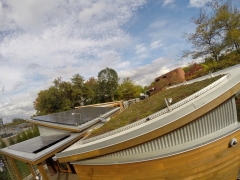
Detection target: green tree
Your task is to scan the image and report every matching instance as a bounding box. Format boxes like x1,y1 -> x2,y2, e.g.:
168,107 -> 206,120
21,131 -> 28,141
212,0 -> 240,54
16,133 -> 22,143
182,8 -> 224,62
118,78 -> 143,100
84,77 -> 99,104
12,118 -> 26,124
54,77 -> 74,109
0,137 -> 7,148
32,125 -> 40,137
71,74 -> 84,106
34,86 -> 72,116
34,87 -> 61,115
98,67 -> 119,102
26,130 -> 33,139
8,137 -> 15,145
34,75 -> 90,115
183,0 -> 240,64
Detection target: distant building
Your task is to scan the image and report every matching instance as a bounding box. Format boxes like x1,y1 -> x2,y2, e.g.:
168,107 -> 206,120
151,67 -> 185,95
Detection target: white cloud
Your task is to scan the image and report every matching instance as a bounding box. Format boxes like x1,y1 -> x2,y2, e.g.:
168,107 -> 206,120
149,20 -> 167,29
0,66 -> 25,92
189,0 -> 212,8
134,43 -> 149,59
135,44 -> 147,54
118,57 -> 185,86
163,0 -> 175,7
0,0 -> 148,120
150,40 -> 163,50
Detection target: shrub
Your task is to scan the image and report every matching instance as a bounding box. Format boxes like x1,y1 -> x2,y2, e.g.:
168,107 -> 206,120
0,138 -> 7,148
16,133 -> 22,143
26,130 -> 34,139
21,131 -> 28,141
8,137 -> 15,145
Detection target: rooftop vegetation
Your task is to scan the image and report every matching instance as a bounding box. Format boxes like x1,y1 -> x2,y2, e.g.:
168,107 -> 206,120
87,75 -> 224,138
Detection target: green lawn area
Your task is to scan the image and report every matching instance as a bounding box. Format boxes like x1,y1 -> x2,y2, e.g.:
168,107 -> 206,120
88,75 -> 224,138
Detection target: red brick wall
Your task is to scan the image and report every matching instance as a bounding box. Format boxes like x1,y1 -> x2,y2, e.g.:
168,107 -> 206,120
151,68 -> 185,95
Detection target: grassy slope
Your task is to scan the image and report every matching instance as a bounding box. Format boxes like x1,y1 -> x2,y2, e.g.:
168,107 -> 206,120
87,75 -> 224,139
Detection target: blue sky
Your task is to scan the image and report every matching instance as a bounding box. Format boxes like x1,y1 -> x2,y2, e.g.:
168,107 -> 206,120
0,0 -> 239,123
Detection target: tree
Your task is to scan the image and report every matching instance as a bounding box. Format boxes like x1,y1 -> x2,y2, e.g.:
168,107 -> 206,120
71,74 -> 85,106
84,77 -> 99,104
118,78 -> 143,100
183,0 -> 240,64
26,130 -> 33,139
182,8 -> 224,62
211,0 -> 240,54
12,118 -> 26,124
21,131 -> 28,141
54,77 -> 74,108
34,80 -> 73,115
8,137 -> 15,146
34,87 -> 64,115
184,63 -> 204,79
32,125 -> 40,137
16,133 -> 22,143
0,138 -> 7,148
34,74 -> 91,115
97,67 -> 119,102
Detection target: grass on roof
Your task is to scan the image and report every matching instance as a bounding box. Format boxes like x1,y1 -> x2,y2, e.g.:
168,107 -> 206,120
87,75 -> 224,139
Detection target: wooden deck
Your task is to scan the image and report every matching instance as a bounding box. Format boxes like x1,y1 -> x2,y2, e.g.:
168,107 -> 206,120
47,171 -> 79,180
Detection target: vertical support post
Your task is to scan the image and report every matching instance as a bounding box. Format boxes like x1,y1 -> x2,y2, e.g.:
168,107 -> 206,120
164,98 -> 171,112
119,101 -> 123,111
27,163 -> 37,180
37,162 -> 49,180
9,157 -> 22,180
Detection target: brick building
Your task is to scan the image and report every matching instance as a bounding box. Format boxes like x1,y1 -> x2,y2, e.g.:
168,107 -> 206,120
151,67 -> 185,94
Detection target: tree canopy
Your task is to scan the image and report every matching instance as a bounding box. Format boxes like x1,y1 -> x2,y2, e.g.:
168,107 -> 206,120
34,74 -> 96,116
34,68 -> 145,116
118,77 -> 143,100
97,67 -> 119,102
182,0 -> 240,63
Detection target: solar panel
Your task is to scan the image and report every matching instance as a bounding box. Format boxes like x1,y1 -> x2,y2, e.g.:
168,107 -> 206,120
31,107 -> 117,126
9,134 -> 70,153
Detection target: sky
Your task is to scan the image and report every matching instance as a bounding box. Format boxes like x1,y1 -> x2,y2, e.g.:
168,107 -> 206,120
1,0 -> 240,123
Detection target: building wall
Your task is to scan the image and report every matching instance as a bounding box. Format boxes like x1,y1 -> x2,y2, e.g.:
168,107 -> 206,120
73,130 -> 240,180
72,97 -> 240,180
38,126 -> 71,136
152,67 -> 185,94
